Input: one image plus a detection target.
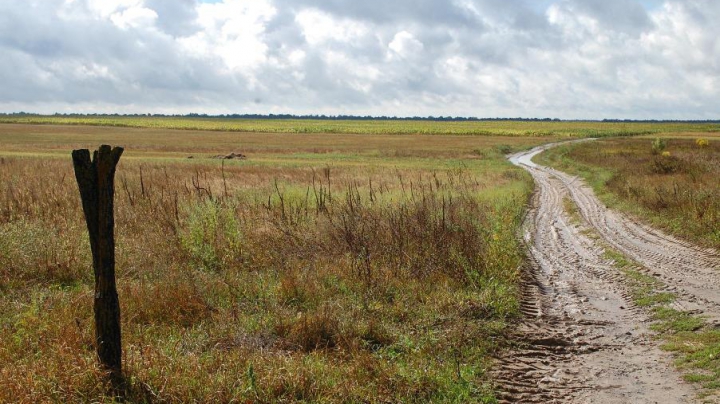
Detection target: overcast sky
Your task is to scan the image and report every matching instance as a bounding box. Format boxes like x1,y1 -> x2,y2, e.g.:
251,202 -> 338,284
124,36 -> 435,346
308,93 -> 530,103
1,0 -> 718,119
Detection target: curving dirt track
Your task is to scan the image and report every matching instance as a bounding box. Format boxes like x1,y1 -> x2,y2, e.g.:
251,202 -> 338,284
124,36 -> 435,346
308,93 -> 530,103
495,142 -> 720,403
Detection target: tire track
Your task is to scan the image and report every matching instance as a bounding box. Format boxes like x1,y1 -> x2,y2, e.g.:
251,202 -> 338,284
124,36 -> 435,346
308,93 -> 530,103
548,163 -> 720,321
494,142 -> 717,403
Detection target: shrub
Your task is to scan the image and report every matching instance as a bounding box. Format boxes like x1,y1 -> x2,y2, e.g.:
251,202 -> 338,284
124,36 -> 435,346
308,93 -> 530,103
178,200 -> 244,272
651,137 -> 667,155
123,276 -> 215,327
494,144 -> 514,154
652,155 -> 680,174
274,306 -> 342,352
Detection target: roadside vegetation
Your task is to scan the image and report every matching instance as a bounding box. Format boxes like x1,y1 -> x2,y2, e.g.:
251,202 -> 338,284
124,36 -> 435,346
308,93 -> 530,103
537,135 -> 720,249
0,124 -> 545,402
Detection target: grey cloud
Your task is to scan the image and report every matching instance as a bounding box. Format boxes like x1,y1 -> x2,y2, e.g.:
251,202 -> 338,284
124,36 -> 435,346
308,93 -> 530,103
561,0 -> 654,35
144,0 -> 200,37
0,0 -> 241,106
512,9 -> 553,32
0,0 -> 718,119
263,9 -> 306,50
273,0 -> 481,27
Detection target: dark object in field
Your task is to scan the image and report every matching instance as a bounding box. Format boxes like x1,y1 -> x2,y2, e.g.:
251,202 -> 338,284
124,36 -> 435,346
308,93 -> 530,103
71,145 -> 124,393
212,152 -> 247,160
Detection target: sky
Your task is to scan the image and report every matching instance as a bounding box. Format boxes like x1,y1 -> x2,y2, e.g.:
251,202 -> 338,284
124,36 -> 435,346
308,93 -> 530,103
0,0 -> 718,119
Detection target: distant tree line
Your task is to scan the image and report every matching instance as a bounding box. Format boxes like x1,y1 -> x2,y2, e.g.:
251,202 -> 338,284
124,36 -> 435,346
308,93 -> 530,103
600,119 -> 720,123
0,112 -> 718,123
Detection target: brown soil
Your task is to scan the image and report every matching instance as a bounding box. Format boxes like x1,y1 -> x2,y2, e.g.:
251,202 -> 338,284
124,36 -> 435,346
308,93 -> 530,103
211,152 -> 247,160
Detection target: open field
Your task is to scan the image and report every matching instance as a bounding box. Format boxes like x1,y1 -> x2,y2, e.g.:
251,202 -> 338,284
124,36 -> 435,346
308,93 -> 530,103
2,116 -> 719,136
0,123 -> 551,163
3,121 -> 720,402
0,123 -> 554,402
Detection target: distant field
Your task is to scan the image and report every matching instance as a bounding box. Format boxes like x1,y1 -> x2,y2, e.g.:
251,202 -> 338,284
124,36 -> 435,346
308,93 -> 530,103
0,123 -> 544,402
0,123 -> 552,162
2,116 -> 719,136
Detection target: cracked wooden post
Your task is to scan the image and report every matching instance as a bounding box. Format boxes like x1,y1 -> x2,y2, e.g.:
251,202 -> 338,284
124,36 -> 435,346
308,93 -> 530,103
72,145 -> 124,392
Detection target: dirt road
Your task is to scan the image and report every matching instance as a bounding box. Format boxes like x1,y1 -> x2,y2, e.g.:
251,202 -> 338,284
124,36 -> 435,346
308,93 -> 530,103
495,142 -> 720,403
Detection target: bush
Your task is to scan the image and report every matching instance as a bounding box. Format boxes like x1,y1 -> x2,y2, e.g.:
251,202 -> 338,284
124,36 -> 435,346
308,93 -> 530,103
179,200 -> 244,272
651,155 -> 680,174
494,144 -> 514,154
651,137 -> 667,155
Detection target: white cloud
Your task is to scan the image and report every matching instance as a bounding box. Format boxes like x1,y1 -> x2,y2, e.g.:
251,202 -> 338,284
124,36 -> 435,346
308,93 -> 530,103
389,31 -> 424,58
295,9 -> 370,45
110,6 -> 158,29
179,0 -> 276,71
86,0 -> 144,19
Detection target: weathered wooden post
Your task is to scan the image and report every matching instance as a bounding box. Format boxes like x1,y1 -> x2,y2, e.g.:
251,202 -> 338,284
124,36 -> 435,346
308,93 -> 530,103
72,145 -> 124,391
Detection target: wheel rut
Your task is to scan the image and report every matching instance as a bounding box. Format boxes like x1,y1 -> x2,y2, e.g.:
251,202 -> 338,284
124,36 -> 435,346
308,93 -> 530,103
495,142 -> 720,403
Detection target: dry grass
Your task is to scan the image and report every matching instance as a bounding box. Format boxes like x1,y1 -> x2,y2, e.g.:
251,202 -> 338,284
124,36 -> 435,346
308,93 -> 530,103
0,124 -> 539,402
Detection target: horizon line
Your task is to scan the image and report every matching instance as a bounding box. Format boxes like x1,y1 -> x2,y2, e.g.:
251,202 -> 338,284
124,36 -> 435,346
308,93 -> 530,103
2,112 -> 719,124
